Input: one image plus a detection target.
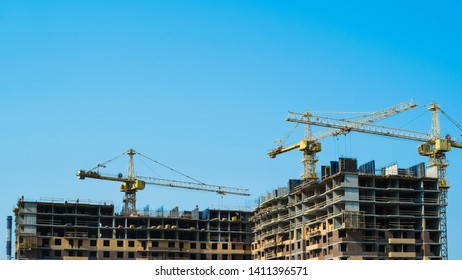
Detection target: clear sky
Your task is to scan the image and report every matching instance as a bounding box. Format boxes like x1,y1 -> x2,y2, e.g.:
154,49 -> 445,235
1,1 -> 462,259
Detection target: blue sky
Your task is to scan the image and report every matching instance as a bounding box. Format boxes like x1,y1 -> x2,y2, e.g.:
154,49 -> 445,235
1,1 -> 462,259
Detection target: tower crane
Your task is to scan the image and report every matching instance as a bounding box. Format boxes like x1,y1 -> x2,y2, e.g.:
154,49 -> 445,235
77,149 -> 250,216
269,99 -> 417,180
286,102 -> 462,260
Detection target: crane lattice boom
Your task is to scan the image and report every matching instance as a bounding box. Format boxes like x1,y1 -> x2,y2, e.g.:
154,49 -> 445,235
268,99 -> 417,180
287,111 -> 431,142
137,176 -> 250,196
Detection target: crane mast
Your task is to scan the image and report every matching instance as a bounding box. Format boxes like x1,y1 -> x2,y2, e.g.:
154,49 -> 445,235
124,149 -> 138,215
428,103 -> 449,260
77,149 -> 250,216
286,102 -> 461,260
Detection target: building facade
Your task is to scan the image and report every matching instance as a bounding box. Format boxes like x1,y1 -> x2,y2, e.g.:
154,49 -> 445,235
14,199 -> 252,260
251,158 -> 442,260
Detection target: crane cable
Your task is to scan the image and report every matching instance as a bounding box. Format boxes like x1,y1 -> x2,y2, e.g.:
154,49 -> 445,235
89,152 -> 126,171
440,108 -> 462,134
136,152 -> 207,185
280,122 -> 299,147
399,109 -> 428,129
136,155 -> 163,178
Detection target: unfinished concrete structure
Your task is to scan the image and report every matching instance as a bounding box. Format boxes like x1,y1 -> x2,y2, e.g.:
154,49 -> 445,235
14,198 -> 252,260
13,157 -> 443,260
251,158 -> 442,260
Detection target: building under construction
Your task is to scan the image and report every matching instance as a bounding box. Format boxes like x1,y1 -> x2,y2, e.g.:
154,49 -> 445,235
251,158 -> 442,260
13,148 -> 254,260
14,198 -> 252,260
13,157 -> 442,260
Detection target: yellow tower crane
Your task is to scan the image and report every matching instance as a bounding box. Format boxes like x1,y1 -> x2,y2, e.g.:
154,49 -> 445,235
77,149 -> 250,216
286,102 -> 462,260
269,99 -> 417,180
